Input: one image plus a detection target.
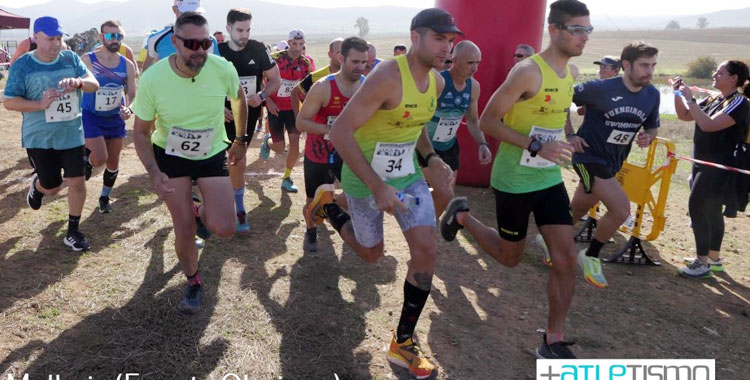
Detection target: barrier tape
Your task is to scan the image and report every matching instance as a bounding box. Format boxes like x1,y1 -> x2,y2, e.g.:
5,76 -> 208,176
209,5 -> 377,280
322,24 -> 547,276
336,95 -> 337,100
668,152 -> 750,176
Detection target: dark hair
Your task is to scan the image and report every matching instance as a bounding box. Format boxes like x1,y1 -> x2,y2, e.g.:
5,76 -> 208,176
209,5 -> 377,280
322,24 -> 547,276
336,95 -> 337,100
175,12 -> 208,32
394,44 -> 407,53
227,8 -> 252,25
100,19 -> 122,33
548,0 -> 589,26
620,41 -> 658,66
725,60 -> 750,98
341,36 -> 368,59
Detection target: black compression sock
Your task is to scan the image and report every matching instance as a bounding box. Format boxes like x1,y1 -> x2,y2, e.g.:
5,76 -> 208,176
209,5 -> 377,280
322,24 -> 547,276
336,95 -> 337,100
586,238 -> 605,258
395,280 -> 431,343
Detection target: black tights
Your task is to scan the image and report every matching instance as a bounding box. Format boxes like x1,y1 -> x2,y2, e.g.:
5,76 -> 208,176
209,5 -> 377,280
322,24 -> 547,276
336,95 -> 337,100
689,168 -> 725,256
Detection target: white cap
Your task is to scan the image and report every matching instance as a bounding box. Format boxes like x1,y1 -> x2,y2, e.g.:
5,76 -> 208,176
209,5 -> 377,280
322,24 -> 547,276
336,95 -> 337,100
174,0 -> 205,14
276,40 -> 289,51
288,28 -> 305,40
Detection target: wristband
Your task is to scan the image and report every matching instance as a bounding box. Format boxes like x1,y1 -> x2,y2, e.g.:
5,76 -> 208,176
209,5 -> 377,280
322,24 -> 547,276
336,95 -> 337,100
566,133 -> 577,139
478,142 -> 489,148
424,152 -> 439,164
76,78 -> 83,89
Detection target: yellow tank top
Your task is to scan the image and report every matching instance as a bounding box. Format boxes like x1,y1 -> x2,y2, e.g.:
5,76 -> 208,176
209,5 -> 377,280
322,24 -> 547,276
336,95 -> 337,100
341,54 -> 437,197
490,54 -> 574,193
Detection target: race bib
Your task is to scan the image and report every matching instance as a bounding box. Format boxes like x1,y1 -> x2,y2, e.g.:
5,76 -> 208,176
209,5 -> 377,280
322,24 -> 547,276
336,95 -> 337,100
324,116 -> 337,141
520,125 -> 563,168
622,214 -> 635,230
277,79 -> 297,98
606,130 -> 635,145
239,76 -> 257,98
432,117 -> 462,142
371,141 -> 416,180
94,87 -> 123,112
166,126 -> 214,159
45,91 -> 80,122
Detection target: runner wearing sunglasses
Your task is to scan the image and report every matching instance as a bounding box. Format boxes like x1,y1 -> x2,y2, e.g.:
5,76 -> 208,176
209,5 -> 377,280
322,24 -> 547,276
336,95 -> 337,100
132,12 -> 248,314
80,20 -> 138,214
513,43 -> 535,65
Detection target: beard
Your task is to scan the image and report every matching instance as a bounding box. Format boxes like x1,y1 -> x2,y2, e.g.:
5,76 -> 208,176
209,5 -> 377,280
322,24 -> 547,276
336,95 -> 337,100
232,37 -> 248,48
106,43 -> 120,53
183,52 -> 207,72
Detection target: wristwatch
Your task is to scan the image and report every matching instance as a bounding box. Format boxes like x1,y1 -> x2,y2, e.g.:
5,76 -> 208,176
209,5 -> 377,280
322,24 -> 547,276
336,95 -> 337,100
528,137 -> 542,157
259,91 -> 267,101
235,135 -> 252,144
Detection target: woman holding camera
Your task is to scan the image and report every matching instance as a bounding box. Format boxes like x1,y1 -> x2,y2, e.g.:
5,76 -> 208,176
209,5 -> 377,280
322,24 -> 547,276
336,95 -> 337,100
673,60 -> 750,278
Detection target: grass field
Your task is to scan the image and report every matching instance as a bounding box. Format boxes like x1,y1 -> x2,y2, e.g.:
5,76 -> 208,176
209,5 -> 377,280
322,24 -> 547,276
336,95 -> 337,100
1,28 -> 750,380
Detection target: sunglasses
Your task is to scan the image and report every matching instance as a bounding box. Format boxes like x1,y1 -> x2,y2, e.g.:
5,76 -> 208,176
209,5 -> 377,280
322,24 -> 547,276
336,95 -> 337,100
103,33 -> 124,41
555,24 -> 594,36
175,35 -> 212,51
444,60 -> 452,65
513,53 -> 526,59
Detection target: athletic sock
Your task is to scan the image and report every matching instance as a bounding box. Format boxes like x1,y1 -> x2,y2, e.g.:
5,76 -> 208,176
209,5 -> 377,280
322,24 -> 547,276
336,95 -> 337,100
101,187 -> 113,197
547,331 -> 564,345
283,168 -> 292,179
323,203 -> 350,233
586,238 -> 605,258
234,187 -> 245,213
101,168 -> 118,197
186,270 -> 202,286
68,215 -> 81,234
396,280 -> 431,343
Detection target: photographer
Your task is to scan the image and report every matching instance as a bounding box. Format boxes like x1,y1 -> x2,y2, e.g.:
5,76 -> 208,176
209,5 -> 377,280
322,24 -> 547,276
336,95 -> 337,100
673,60 -> 750,278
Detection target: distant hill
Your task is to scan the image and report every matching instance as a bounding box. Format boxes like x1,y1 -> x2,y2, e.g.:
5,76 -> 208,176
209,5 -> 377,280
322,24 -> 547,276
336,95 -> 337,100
591,7 -> 750,30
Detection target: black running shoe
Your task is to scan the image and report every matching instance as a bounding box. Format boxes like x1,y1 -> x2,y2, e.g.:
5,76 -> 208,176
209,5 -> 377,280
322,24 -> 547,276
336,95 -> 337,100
440,197 -> 469,242
177,283 -> 202,315
303,228 -> 318,252
63,231 -> 91,252
27,174 -> 44,210
535,333 -> 577,359
98,196 -> 112,214
84,158 -> 93,181
194,204 -> 211,240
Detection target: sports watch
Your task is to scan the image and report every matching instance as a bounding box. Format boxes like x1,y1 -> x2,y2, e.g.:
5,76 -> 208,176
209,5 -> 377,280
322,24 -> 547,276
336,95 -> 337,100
528,137 -> 542,157
235,135 -> 252,144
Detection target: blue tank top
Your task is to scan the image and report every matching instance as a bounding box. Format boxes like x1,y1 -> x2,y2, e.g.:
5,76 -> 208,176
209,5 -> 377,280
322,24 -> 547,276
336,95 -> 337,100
82,52 -> 127,116
426,70 -> 472,150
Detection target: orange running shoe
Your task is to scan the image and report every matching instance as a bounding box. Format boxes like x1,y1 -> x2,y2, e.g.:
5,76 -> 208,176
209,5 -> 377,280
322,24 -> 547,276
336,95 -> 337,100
387,334 -> 436,379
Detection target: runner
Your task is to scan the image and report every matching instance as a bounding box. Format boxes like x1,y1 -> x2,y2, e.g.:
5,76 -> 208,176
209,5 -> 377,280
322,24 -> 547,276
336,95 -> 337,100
4,16 -> 99,251
393,44 -> 407,56
81,19 -> 138,214
568,42 -> 660,287
439,0 -> 591,359
290,38 -> 343,116
131,12 -> 247,314
364,42 -> 381,75
141,0 -> 219,71
418,40 -> 491,218
259,28 -> 311,193
218,8 -> 281,233
594,55 -> 620,79
321,9 -> 460,378
9,34 -> 69,65
513,43 -> 535,65
296,36 -> 367,252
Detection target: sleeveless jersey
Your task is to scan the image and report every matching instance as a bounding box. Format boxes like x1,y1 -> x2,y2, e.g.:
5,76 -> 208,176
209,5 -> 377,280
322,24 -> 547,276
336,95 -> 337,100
426,70 -> 471,150
341,54 -> 437,197
82,52 -> 127,116
306,74 -> 364,164
490,54 -> 574,193
268,50 -> 311,111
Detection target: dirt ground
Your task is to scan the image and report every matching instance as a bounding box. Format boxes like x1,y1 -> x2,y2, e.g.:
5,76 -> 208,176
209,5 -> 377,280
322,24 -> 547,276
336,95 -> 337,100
0,102 -> 748,380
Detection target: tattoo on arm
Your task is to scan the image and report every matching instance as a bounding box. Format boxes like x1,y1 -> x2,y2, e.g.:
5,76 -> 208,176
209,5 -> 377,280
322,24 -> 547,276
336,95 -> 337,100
413,272 -> 433,291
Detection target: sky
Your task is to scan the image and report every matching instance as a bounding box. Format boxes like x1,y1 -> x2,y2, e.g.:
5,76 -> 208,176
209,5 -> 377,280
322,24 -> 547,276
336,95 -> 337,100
0,0 -> 748,16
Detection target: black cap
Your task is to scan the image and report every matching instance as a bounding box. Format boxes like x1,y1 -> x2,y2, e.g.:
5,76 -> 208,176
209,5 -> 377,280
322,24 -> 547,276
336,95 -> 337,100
594,55 -> 620,69
411,8 -> 463,36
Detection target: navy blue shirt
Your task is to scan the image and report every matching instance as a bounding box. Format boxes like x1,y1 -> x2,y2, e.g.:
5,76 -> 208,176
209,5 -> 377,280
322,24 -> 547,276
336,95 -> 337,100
572,77 -> 660,172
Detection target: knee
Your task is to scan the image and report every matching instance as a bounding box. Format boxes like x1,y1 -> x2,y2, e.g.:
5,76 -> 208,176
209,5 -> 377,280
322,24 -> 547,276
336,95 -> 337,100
360,248 -> 384,263
90,154 -> 107,167
551,248 -> 577,272
609,205 -> 630,224
210,216 -> 235,238
410,239 -> 439,267
498,253 -> 522,268
67,178 -> 85,192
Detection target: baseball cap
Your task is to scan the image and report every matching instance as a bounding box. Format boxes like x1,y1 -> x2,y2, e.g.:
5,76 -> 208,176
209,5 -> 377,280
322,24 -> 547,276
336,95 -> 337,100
288,28 -> 305,40
33,16 -> 66,37
174,0 -> 205,14
276,40 -> 289,51
410,8 -> 463,36
594,55 -> 620,68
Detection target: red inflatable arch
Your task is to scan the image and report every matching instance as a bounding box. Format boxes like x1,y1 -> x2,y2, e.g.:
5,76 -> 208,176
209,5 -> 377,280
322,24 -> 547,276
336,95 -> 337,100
435,0 -> 548,187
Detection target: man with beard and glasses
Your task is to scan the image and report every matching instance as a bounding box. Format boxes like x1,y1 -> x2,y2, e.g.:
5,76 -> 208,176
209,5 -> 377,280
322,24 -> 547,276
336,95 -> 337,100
218,8 -> 281,234
566,42 -> 660,288
131,12 -> 247,314
440,0 -> 591,359
4,16 -> 99,251
80,20 -> 138,214
328,9 -> 459,378
297,36 -> 367,253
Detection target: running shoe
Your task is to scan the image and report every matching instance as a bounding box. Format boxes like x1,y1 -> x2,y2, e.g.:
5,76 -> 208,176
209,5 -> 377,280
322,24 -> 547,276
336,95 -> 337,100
309,184 -> 335,225
387,334 -> 436,379
303,228 -> 318,252
260,133 -> 271,161
98,196 -> 112,214
177,283 -> 202,314
194,204 -> 211,240
678,258 -> 712,278
439,196 -> 469,242
683,257 -> 723,272
235,211 -> 250,234
84,158 -> 93,181
536,233 -> 552,267
577,249 -> 608,288
63,230 -> 91,252
281,177 -> 298,193
535,333 -> 577,359
27,174 -> 44,210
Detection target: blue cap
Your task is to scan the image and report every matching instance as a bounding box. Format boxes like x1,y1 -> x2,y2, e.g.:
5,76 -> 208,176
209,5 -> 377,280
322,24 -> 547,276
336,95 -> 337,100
33,16 -> 66,37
